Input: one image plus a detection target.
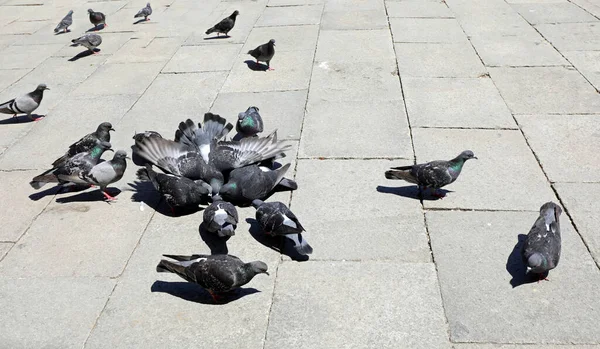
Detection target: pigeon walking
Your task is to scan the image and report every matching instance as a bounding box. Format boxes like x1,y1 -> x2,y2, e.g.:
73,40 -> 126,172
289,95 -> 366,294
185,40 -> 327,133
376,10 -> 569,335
54,10 -> 73,33
385,150 -> 477,198
156,254 -> 268,302
203,194 -> 238,237
219,163 -> 293,202
0,84 -> 49,121
72,33 -> 102,53
236,106 -> 263,138
52,122 -> 114,167
88,9 -> 107,28
134,3 -> 152,21
522,202 -> 562,281
80,150 -> 129,201
247,39 -> 275,70
205,10 -> 239,37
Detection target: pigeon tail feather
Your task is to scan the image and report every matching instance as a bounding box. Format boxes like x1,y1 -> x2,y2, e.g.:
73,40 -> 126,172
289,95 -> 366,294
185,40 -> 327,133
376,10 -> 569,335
385,168 -> 415,182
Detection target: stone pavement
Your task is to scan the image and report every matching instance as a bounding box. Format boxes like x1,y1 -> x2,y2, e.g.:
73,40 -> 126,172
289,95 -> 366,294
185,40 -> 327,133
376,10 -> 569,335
0,0 -> 600,347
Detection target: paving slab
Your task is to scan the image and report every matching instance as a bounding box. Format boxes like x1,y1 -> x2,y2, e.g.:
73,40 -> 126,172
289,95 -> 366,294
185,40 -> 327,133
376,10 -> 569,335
8,55 -> 105,87
394,42 -> 486,78
0,277 -> 115,349
516,114 -> 600,183
455,345 -> 600,349
511,2 -> 597,24
536,22 -> 600,51
390,18 -> 468,43
0,68 -> 31,92
446,1 -> 538,36
562,50 -> 600,91
427,210 -> 600,344
489,66 -> 600,114
264,261 -> 450,348
0,19 -> 50,35
106,37 -> 182,64
321,10 -> 387,30
242,25 -> 319,53
323,0 -> 384,12
300,100 -> 413,158
71,62 -> 164,96
572,0 -> 600,18
162,44 -> 242,72
255,4 -> 322,27
386,1 -> 454,18
210,89 -> 308,140
0,243 -> 11,259
315,29 -> 395,62
412,128 -> 555,210
268,0 -> 322,6
0,43 -> 64,69
403,77 -> 516,128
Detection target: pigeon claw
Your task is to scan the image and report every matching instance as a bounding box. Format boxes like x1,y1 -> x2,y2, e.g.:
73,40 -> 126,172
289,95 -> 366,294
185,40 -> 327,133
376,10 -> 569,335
208,290 -> 222,303
268,67 -> 274,71
102,191 -> 116,201
146,17 -> 150,21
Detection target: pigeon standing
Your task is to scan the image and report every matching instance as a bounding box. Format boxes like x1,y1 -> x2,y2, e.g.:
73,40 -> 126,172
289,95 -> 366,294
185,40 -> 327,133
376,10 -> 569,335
247,39 -> 275,70
522,202 -> 562,281
203,194 -> 238,237
156,254 -> 268,302
54,10 -> 73,33
88,9 -> 107,28
219,163 -> 294,202
134,3 -> 152,21
72,33 -> 102,53
0,84 -> 49,121
385,150 -> 477,198
236,106 -> 263,138
80,150 -> 129,201
205,10 -> 239,37
52,122 -> 114,167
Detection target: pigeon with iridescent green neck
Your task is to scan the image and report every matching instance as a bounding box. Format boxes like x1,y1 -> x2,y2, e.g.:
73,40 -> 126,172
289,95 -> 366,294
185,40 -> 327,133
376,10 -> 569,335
522,202 -> 562,281
236,106 -> 263,138
385,150 -> 477,198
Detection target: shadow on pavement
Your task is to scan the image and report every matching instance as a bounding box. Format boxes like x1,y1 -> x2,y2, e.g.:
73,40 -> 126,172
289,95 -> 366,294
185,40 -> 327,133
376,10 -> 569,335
151,280 -> 260,304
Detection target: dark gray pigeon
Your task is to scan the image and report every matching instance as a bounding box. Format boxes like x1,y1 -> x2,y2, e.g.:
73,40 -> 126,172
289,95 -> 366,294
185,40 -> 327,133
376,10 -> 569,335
52,122 -> 114,167
236,106 -> 263,138
132,131 -> 163,166
88,9 -> 107,28
80,150 -> 128,201
173,113 -> 233,161
205,10 -> 239,37
136,164 -> 211,211
219,163 -> 293,202
202,194 -> 238,237
248,39 -> 275,70
54,10 -> 73,33
0,84 -> 49,121
72,33 -> 102,53
385,150 -> 477,198
522,202 -> 562,281
134,3 -> 152,21
156,254 -> 268,302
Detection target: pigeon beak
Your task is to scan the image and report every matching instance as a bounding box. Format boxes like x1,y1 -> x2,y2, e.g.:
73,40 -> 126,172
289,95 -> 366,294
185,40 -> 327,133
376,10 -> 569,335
525,266 -> 532,274
125,156 -> 131,160
45,87 -> 50,90
264,271 -> 270,276
110,128 -> 115,131
472,156 -> 478,160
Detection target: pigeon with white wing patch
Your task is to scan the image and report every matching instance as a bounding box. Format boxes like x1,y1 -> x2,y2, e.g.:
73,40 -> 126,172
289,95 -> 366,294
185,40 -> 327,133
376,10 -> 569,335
202,194 -> 238,237
522,202 -> 562,281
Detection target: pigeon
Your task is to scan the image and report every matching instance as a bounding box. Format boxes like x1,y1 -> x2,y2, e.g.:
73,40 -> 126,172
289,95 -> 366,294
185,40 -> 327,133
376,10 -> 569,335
385,150 -> 477,198
72,33 -> 102,53
157,254 -> 268,302
173,113 -> 234,160
203,194 -> 238,237
136,164 -> 211,210
30,141 -> 112,189
52,122 -> 114,168
205,10 -> 239,37
88,9 -> 107,28
236,106 -> 263,138
522,202 -> 562,281
134,3 -> 152,21
54,10 -> 73,33
219,163 -> 293,202
0,84 -> 49,121
80,150 -> 129,201
132,131 -> 163,166
247,39 -> 275,70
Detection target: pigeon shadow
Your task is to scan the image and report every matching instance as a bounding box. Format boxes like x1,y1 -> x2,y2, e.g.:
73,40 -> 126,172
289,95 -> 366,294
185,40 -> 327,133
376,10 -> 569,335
68,49 -> 99,62
128,181 -> 206,217
28,185 -> 61,201
55,187 -> 122,203
0,115 -> 42,124
151,280 -> 260,305
54,29 -> 71,35
86,24 -> 106,32
246,218 -> 309,261
243,60 -> 268,72
133,19 -> 147,24
199,223 -> 230,255
203,35 -> 230,40
376,185 -> 452,201
506,234 -> 542,288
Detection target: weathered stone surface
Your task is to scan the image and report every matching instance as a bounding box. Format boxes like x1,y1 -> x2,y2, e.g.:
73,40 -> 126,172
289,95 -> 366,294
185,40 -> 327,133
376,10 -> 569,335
536,22 -> 600,51
242,25 -> 319,53
162,44 -> 242,72
256,4 -> 322,27
512,2 -> 597,24
386,1 -> 454,18
395,42 -> 486,78
72,62 -> 163,96
0,243 -> 11,259
390,18 -> 468,43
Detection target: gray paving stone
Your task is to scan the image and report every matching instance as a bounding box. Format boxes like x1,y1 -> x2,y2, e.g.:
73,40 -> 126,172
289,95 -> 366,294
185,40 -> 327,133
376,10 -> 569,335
488,66 -> 600,114
386,1 -> 454,18
0,43 -> 64,69
242,25 -> 319,53
446,0 -> 538,36
210,89 -> 307,140
291,159 -> 431,261
300,100 -> 413,158
321,10 -> 387,30
395,42 -> 486,78
324,0 -> 384,12
162,44 -> 242,73
455,345 -> 600,349
53,32 -> 132,58
427,210 -> 600,344
572,0 -> 600,18
11,55 -> 105,87
221,50 -> 314,93
562,50 -> 600,91
106,37 -> 182,64
403,77 -> 516,128
316,29 -> 395,62
264,261 -> 450,348
516,114 -> 600,183
511,2 -> 597,24
72,62 -> 164,96
412,128 -> 555,210
0,243 -> 11,259
0,20 -> 49,35
255,4 -> 322,27
0,34 -> 18,50
0,277 -> 115,349
536,22 -> 600,51
268,0 -> 322,5
390,18 -> 468,43
0,68 -> 30,92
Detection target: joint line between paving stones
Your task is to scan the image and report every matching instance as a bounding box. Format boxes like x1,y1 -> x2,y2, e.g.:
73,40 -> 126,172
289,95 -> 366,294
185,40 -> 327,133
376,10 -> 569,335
568,0 -> 600,22
260,257 -> 282,349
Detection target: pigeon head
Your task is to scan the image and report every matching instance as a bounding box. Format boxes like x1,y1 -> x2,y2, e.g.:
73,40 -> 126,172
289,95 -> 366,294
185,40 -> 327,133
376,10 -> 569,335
238,106 -> 259,120
251,199 -> 264,209
230,10 -> 239,17
193,180 -> 212,195
88,8 -> 94,13
132,131 -> 162,143
210,177 -> 224,196
36,84 -> 49,91
526,253 -> 546,274
98,122 -> 115,133
112,150 -> 129,160
268,39 -> 275,46
457,150 -> 477,161
247,261 -> 269,275
68,10 -> 74,15
219,182 -> 239,199
146,2 -> 151,7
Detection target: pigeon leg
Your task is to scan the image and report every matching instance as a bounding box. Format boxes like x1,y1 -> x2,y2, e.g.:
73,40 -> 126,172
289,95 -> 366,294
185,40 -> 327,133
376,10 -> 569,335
208,290 -> 222,303
32,117 -> 44,121
146,17 -> 150,21
432,189 -> 446,199
102,190 -> 116,201
267,61 -> 274,71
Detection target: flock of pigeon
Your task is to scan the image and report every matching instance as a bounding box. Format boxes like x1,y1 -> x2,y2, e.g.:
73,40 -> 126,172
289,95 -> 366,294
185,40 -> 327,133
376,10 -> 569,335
0,3 -> 562,303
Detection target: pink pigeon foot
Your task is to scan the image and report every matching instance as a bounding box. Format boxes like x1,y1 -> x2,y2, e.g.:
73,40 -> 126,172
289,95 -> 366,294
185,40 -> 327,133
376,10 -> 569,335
102,191 -> 116,201
146,17 -> 150,21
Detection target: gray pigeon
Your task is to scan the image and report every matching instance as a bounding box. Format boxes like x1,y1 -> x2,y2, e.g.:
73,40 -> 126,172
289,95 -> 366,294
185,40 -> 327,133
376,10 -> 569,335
134,3 -> 152,21
522,202 -> 562,281
173,113 -> 233,161
205,10 -> 239,37
156,254 -> 268,302
202,194 -> 238,237
54,10 -> 73,33
385,150 -> 477,198
52,122 -> 114,167
247,39 -> 275,70
0,84 -> 49,121
219,163 -> 293,202
72,33 -> 102,53
80,150 -> 128,201
88,9 -> 107,28
236,106 -> 263,138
